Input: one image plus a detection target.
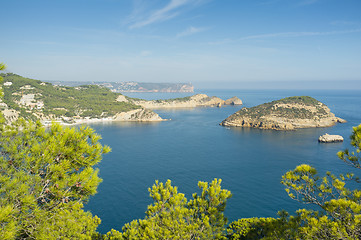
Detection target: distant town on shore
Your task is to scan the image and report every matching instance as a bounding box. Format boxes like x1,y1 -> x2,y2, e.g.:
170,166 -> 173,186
47,80 -> 194,93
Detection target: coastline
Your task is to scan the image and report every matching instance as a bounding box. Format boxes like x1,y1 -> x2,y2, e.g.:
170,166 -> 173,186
41,116 -> 168,127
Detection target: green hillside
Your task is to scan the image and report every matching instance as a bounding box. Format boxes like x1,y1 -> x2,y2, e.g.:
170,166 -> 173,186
235,96 -> 328,119
0,73 -> 141,121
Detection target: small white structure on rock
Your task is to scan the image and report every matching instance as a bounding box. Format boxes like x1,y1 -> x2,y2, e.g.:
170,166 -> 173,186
318,133 -> 344,143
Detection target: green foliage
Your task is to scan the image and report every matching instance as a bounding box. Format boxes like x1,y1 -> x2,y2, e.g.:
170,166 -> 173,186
0,63 -> 5,71
105,179 -> 232,240
227,217 -> 278,239
0,63 -> 6,122
0,119 -> 110,239
231,96 -> 328,120
338,124 -> 361,169
226,210 -> 306,240
278,124 -> 361,239
227,213 -> 299,240
156,96 -> 191,103
277,96 -> 320,106
0,73 -> 141,120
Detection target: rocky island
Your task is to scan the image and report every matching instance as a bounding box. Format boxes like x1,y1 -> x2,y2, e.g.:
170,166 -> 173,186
318,134 -> 344,143
220,96 -> 346,130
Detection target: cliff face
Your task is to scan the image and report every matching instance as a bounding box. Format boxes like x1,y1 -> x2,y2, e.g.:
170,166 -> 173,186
221,96 -> 346,130
224,96 -> 243,105
113,109 -> 164,121
129,94 -> 242,109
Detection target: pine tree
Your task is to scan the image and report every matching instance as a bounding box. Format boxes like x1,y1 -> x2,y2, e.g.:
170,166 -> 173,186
0,63 -> 111,239
105,179 -> 232,240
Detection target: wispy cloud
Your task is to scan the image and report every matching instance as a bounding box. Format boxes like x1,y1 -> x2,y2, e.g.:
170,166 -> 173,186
140,50 -> 152,57
18,40 -> 60,45
127,0 -> 205,29
238,28 -> 361,41
176,26 -> 206,38
208,38 -> 233,45
208,28 -> 361,45
331,20 -> 361,26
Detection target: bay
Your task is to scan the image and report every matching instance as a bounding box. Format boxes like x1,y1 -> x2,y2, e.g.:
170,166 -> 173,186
85,89 -> 361,234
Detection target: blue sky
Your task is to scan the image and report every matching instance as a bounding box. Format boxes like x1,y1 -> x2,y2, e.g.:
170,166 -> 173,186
1,0 -> 361,89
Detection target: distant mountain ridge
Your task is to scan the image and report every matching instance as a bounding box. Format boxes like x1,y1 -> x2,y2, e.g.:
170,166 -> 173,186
48,80 -> 194,93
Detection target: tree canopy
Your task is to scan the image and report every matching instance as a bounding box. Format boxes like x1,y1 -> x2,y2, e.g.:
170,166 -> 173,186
0,119 -> 110,239
105,179 -> 232,240
0,63 -> 111,239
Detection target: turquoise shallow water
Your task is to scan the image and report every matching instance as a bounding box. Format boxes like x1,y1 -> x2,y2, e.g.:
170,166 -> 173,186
85,89 -> 361,234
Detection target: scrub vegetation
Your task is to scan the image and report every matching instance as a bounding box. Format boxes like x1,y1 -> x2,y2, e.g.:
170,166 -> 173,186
0,73 -> 140,120
234,96 -> 328,119
1,65 -> 361,239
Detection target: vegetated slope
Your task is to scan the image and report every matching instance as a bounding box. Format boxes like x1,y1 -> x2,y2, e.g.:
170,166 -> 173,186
0,73 -> 141,122
221,96 -> 346,130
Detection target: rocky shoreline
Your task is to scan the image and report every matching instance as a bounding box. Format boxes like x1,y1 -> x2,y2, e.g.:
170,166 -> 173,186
41,108 -> 165,126
37,94 -> 241,126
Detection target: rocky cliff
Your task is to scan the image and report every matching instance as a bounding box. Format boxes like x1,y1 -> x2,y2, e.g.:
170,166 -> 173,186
220,96 -> 346,130
113,109 -> 163,121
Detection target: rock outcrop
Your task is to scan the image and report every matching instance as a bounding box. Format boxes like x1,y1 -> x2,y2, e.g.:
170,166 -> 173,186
2,109 -> 19,123
131,94 -> 242,109
221,96 -> 346,130
113,108 -> 164,121
40,108 -> 165,126
224,96 -> 243,105
116,95 -> 128,103
318,134 -> 344,143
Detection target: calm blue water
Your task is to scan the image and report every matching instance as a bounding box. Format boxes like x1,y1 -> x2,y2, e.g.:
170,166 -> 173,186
85,89 -> 361,234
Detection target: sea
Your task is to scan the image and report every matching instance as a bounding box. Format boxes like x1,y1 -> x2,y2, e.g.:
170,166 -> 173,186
84,89 -> 361,234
